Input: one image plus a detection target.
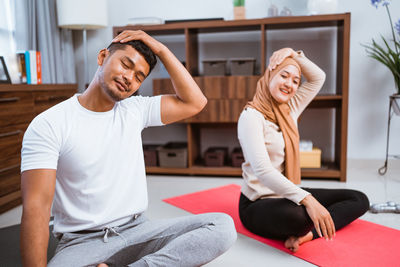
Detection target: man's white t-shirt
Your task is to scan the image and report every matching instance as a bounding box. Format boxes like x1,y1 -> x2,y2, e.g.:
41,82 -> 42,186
21,94 -> 163,234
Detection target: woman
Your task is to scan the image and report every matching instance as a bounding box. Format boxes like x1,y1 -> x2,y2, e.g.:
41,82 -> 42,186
237,48 -> 369,252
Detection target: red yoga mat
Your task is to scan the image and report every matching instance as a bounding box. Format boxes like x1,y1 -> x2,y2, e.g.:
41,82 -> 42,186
163,184 -> 400,267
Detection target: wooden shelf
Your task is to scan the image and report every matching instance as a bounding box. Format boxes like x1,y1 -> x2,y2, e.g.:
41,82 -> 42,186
114,13 -> 349,36
310,95 -> 342,108
146,166 -> 242,176
301,162 -> 341,179
301,169 -> 341,179
146,164 -> 341,179
0,83 -> 77,92
116,13 -> 350,181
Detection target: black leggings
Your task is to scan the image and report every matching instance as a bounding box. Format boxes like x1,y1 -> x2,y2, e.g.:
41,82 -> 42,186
239,188 -> 370,240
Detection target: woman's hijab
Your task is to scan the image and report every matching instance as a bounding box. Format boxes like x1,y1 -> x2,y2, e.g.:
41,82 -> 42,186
245,58 -> 302,184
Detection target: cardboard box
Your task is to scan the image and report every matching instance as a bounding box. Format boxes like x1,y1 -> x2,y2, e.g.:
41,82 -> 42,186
300,148 -> 321,168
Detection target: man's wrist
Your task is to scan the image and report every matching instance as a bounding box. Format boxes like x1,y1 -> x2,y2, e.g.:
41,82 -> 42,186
154,43 -> 168,57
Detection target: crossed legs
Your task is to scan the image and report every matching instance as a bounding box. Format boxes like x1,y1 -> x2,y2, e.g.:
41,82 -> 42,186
48,213 -> 236,267
239,187 -> 369,251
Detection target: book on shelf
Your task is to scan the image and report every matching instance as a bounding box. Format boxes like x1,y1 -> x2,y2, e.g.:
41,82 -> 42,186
36,51 -> 42,84
24,51 -> 31,84
16,51 -> 27,83
29,50 -> 37,84
23,50 -> 42,84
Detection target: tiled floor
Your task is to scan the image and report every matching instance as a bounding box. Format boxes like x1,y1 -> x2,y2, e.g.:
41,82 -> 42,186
1,159 -> 399,266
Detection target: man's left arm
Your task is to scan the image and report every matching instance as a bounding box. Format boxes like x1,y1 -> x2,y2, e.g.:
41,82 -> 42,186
113,30 -> 207,124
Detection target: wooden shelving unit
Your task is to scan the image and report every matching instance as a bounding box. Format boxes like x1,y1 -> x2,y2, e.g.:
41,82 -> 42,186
114,13 -> 350,181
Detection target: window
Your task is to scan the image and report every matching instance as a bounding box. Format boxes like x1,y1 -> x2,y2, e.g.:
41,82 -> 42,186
0,0 -> 20,83
0,0 -> 16,56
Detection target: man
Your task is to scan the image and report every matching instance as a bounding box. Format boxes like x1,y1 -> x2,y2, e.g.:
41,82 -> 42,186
20,30 -> 236,267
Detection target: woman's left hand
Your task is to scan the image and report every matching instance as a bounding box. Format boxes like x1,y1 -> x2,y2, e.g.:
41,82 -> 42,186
268,48 -> 298,71
301,195 -> 336,240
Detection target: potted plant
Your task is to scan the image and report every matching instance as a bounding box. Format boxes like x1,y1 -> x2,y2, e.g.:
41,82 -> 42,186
233,0 -> 246,20
363,0 -> 400,115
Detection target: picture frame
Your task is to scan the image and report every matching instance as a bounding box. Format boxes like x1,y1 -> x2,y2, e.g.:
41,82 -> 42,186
0,56 -> 12,84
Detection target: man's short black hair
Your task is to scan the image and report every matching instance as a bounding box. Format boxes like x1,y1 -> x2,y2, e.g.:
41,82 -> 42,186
107,40 -> 157,75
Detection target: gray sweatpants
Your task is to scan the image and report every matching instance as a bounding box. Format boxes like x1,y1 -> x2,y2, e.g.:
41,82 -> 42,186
48,212 -> 237,267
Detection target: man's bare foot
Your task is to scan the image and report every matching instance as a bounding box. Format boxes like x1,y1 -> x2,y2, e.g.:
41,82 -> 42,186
284,231 -> 313,252
97,264 -> 108,267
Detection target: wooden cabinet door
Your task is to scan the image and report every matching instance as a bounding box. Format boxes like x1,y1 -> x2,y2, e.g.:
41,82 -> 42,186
0,165 -> 21,214
0,91 -> 34,128
0,123 -> 27,170
33,90 -> 76,115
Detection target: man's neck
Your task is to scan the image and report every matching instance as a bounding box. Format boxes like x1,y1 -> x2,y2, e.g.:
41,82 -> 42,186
78,81 -> 116,112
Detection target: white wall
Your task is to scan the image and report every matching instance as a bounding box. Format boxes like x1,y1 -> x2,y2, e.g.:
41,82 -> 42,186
337,1 -> 400,160
73,0 -> 400,160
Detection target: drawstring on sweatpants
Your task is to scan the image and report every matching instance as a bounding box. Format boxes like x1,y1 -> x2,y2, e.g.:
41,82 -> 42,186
103,227 -> 128,246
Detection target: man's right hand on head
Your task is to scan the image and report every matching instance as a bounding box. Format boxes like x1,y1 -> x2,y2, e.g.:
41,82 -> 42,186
112,30 -> 166,55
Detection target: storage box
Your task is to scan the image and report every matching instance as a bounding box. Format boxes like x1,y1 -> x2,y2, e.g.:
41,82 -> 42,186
231,147 -> 245,167
300,148 -> 321,168
230,58 -> 255,75
157,142 -> 187,168
204,147 -> 228,167
143,145 -> 160,166
202,59 -> 227,76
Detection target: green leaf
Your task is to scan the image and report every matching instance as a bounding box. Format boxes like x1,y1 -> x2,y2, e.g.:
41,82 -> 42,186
362,35 -> 400,93
233,0 -> 244,6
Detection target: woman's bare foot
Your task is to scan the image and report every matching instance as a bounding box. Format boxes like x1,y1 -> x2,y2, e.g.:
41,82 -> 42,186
97,264 -> 108,267
284,231 -> 313,252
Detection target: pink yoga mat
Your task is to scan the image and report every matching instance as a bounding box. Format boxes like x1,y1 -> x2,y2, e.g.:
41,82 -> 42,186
163,184 -> 400,267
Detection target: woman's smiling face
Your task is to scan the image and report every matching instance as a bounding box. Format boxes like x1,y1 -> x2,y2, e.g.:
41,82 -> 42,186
268,65 -> 301,103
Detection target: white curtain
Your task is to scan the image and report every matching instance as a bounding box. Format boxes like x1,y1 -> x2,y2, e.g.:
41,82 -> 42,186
16,0 -> 76,84
0,0 -> 15,56
0,0 -> 18,83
